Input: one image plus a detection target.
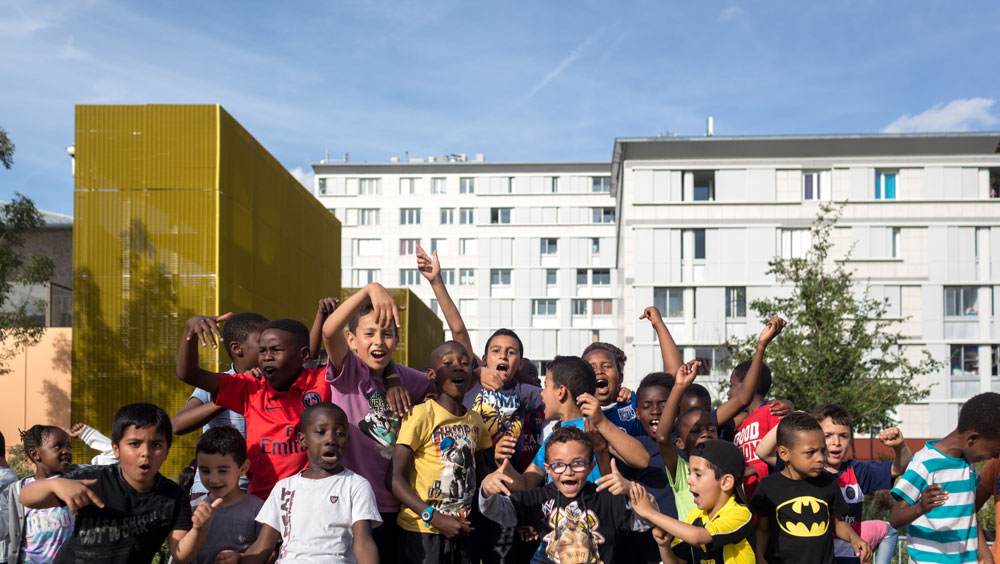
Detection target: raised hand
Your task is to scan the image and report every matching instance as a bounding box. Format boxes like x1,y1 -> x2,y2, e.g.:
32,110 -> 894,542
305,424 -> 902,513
674,360 -> 701,390
184,313 -> 233,348
316,297 -> 340,318
367,283 -> 403,328
68,423 -> 86,438
192,497 -> 224,530
416,244 -> 442,283
53,478 -> 104,514
595,459 -> 631,495
758,315 -> 786,346
576,393 -> 606,426
481,459 -> 517,496
493,435 -> 517,464
769,399 -> 794,418
617,386 -> 633,404
878,427 -> 905,449
639,306 -> 664,326
628,481 -> 656,518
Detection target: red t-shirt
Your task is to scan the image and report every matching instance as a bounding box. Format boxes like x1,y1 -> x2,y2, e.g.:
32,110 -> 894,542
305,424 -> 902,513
733,402 -> 781,500
213,366 -> 331,499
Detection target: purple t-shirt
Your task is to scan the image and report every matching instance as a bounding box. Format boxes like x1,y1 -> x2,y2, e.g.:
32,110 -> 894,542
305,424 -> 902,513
327,350 -> 431,512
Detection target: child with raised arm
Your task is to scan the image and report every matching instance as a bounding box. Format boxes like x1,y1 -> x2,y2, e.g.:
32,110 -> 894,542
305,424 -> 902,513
241,402 -> 381,564
18,403 -> 222,564
749,412 -> 871,564
890,392 -> 1000,564
322,282 -> 432,560
628,439 -> 755,564
177,314 -> 332,500
756,404 -> 910,564
390,341 -> 492,563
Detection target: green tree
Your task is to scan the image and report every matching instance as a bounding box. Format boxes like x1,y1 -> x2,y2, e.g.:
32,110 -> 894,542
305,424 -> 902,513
725,203 -> 937,436
1,127 -> 56,375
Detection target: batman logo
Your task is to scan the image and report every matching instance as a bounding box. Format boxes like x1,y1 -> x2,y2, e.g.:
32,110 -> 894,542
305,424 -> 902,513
775,496 -> 830,537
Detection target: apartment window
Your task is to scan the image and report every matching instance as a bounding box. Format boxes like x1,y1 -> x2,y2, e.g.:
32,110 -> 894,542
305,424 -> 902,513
726,287 -> 747,318
441,269 -> 455,285
572,299 -> 587,316
459,269 -> 475,286
592,207 -> 615,224
546,269 -> 557,286
532,299 -> 557,316
490,269 -> 511,286
951,344 -> 981,398
432,177 -> 446,194
803,171 -> 822,200
540,238 -> 558,255
440,208 -> 455,224
592,269 -> 611,285
692,171 -> 715,201
318,178 -> 327,195
353,269 -> 380,286
356,239 -> 382,257
399,178 -> 419,195
592,176 -> 611,193
460,208 -> 475,224
358,208 -> 380,225
990,169 -> 1000,198
891,228 -> 901,258
400,208 -> 421,225
654,287 -> 684,318
430,299 -> 440,315
359,178 -> 380,195
501,177 -> 513,193
875,170 -> 897,200
549,177 -> 560,193
694,229 -> 706,260
399,269 -> 420,286
576,269 -> 588,285
460,177 -> 475,194
945,286 -> 979,317
459,238 -> 476,256
491,208 -> 511,224
591,238 -> 600,254
592,299 -> 612,316
431,238 -> 447,255
459,299 -> 477,316
399,238 -> 420,255
781,229 -> 811,259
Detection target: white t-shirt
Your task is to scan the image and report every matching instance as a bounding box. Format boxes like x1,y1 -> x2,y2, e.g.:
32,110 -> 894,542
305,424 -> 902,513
256,469 -> 381,564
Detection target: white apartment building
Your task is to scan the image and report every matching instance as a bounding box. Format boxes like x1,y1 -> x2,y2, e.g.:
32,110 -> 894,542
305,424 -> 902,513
611,133 -> 1000,439
312,159 -> 621,368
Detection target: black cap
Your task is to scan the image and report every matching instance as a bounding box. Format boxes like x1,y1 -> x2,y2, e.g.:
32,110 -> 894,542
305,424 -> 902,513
690,439 -> 747,505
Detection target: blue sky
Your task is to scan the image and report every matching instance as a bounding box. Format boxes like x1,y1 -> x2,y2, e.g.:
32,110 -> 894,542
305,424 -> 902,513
2,0 -> 998,215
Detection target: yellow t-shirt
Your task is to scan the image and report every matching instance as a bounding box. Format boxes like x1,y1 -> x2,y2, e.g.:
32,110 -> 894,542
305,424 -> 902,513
396,399 -> 492,534
670,495 -> 755,564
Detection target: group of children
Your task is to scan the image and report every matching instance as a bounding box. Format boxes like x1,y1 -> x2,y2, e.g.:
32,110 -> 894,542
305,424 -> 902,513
2,244 -> 1000,563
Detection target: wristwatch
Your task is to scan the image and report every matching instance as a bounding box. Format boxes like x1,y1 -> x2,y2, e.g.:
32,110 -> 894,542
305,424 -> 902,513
421,506 -> 436,527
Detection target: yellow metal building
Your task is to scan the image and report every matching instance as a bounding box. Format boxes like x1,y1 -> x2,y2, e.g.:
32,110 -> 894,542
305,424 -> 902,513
340,287 -> 444,371
72,105 -> 342,476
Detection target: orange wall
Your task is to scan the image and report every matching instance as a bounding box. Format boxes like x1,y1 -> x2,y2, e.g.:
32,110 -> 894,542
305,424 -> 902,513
0,329 -> 73,457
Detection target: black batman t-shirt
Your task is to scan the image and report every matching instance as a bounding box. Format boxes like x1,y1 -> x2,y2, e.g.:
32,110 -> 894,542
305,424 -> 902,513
748,470 -> 848,564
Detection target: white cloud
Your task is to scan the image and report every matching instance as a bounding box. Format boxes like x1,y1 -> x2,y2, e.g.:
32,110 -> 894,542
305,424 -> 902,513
288,166 -> 314,189
882,98 -> 999,133
719,6 -> 744,21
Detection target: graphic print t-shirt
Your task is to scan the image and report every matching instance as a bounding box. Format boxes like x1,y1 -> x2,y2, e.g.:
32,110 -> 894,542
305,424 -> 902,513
748,471 -> 848,564
327,350 -> 431,512
602,398 -> 644,437
19,476 -> 75,563
54,464 -> 193,564
832,459 -> 892,562
396,400 -> 491,533
733,403 -> 781,499
463,381 -> 543,473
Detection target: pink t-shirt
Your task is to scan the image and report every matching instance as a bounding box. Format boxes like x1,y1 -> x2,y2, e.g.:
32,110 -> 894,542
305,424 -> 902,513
327,350 -> 431,512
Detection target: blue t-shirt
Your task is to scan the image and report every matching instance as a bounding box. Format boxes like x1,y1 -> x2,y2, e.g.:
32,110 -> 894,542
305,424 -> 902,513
603,398 -> 645,437
620,436 -> 678,519
532,417 -> 603,484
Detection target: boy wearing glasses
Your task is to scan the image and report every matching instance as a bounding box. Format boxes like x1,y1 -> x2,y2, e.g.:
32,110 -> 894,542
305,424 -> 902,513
480,425 -> 655,564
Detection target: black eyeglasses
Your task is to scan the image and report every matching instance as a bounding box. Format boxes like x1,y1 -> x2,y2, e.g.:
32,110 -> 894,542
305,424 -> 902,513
546,460 -> 590,474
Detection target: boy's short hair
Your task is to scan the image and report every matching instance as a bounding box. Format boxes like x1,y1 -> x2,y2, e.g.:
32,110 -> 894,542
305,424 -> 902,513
677,406 -> 710,430
581,342 -> 627,374
547,355 -> 596,399
484,328 -> 523,357
301,401 -> 347,430
637,372 -> 675,397
196,425 -> 247,465
112,403 -> 173,447
222,312 -> 268,361
348,299 -> 399,335
776,411 -> 822,448
731,360 -> 772,397
812,404 -> 852,431
682,384 -> 712,409
957,392 -> 1000,438
543,425 -> 594,463
263,318 -> 310,351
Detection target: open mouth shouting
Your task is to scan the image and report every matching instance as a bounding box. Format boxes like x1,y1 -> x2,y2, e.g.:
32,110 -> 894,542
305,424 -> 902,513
648,418 -> 660,433
595,376 -> 610,396
557,474 -> 583,495
495,362 -> 510,377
